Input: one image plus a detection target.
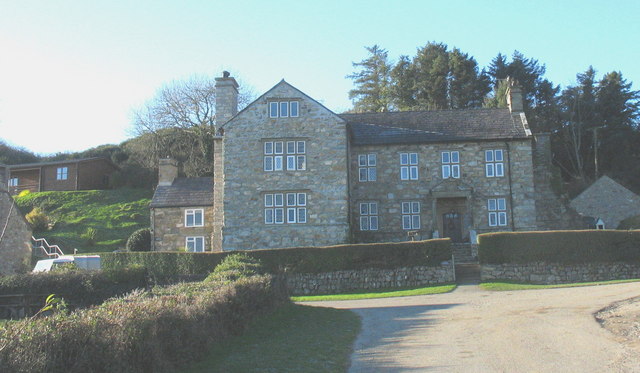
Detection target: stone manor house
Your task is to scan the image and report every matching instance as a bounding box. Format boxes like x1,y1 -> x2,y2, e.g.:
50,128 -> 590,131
151,72 -> 567,252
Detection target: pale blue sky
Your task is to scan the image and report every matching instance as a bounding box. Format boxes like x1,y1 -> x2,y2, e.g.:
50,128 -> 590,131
1,0 -> 638,154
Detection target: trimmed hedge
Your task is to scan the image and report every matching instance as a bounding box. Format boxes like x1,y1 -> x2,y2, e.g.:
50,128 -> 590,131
0,267 -> 149,308
0,275 -> 288,373
478,230 -> 640,264
100,239 -> 452,278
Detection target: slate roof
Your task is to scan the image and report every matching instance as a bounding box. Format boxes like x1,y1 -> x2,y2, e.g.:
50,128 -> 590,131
150,177 -> 213,208
8,157 -> 118,170
340,108 -> 531,145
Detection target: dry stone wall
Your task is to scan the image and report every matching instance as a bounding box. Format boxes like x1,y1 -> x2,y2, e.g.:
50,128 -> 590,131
482,262 -> 640,284
287,264 -> 454,295
0,191 -> 32,274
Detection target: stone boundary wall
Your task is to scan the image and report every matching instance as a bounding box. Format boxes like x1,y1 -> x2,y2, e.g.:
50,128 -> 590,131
286,264 -> 454,295
481,262 -> 640,284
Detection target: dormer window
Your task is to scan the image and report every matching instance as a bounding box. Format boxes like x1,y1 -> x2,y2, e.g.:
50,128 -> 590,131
269,101 -> 299,118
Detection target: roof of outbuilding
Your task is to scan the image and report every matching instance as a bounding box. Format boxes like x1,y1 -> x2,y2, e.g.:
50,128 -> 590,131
150,177 -> 213,208
340,108 -> 531,145
7,157 -> 119,170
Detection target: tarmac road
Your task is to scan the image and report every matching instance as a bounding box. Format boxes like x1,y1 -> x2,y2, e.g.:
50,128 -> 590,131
302,282 -> 640,372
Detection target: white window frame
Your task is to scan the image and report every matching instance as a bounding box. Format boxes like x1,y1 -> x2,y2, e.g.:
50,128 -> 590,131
8,177 -> 18,187
359,202 -> 379,231
264,140 -> 305,172
488,198 -> 508,227
485,149 -> 505,178
265,192 -> 307,224
56,167 -> 68,180
441,151 -> 460,179
358,154 -> 377,182
185,209 -> 204,227
400,153 -> 418,180
186,236 -> 205,252
269,101 -> 300,118
290,101 -> 299,117
401,201 -> 421,230
269,102 -> 278,118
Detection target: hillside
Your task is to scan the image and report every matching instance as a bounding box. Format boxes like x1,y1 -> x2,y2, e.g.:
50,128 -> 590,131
15,189 -> 152,253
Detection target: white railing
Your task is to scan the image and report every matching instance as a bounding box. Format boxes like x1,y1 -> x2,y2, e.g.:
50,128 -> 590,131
32,237 -> 64,258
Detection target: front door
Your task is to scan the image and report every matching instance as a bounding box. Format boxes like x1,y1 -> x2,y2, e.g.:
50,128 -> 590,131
442,210 -> 463,243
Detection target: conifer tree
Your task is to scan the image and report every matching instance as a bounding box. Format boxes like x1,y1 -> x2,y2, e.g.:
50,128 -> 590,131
347,45 -> 392,112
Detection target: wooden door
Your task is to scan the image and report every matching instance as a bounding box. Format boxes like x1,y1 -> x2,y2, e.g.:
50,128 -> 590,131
442,210 -> 463,243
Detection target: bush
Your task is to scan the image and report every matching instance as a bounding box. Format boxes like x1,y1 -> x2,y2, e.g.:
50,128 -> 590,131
126,228 -> 151,252
81,227 -> 98,246
17,190 -> 30,198
618,215 -> 640,230
0,267 -> 149,309
0,275 -> 288,372
25,207 -> 49,231
101,239 -> 452,278
478,230 -> 640,264
205,253 -> 264,284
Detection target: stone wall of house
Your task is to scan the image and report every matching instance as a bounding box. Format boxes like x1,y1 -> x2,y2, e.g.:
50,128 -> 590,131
532,133 -> 581,230
220,82 -> 350,251
287,264 -> 455,295
350,139 -> 538,243
481,262 -> 640,284
0,191 -> 33,274
151,206 -> 214,251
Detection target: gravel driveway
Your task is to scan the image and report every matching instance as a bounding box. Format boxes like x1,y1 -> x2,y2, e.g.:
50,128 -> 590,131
303,282 -> 640,372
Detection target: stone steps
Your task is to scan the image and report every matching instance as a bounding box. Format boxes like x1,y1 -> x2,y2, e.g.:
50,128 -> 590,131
455,263 -> 481,284
452,243 -> 478,264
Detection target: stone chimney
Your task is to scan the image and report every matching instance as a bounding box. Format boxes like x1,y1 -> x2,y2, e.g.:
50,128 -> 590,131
158,158 -> 178,186
215,71 -> 239,126
506,77 -> 524,113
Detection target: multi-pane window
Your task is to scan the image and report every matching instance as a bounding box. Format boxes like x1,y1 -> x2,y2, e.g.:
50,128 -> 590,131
359,202 -> 378,231
8,177 -> 18,187
488,198 -> 507,227
185,209 -> 204,227
264,141 -> 305,171
485,150 -> 505,177
441,151 -> 460,179
358,154 -> 377,182
264,192 -> 307,224
186,236 -> 205,252
56,167 -> 68,180
269,101 -> 300,118
401,201 -> 421,230
400,153 -> 418,180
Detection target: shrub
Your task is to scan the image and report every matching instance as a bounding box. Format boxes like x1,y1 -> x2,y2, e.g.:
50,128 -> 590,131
17,190 -> 30,198
101,239 -> 452,279
618,215 -> 640,230
126,228 -> 151,252
478,230 -> 640,264
0,275 -> 288,372
81,227 -> 98,246
205,253 -> 264,284
25,207 -> 49,231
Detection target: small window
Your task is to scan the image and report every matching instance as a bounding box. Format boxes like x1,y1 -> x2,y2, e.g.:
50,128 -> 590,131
186,236 -> 205,252
56,167 -> 68,181
185,209 -> 204,227
401,201 -> 420,230
269,102 -> 278,118
441,151 -> 460,179
488,198 -> 507,227
359,202 -> 379,231
400,153 -> 418,180
290,101 -> 299,117
269,101 -> 299,118
265,140 -> 305,172
280,102 -> 289,117
485,149 -> 505,178
8,177 -> 18,187
265,192 -> 306,224
358,154 -> 377,182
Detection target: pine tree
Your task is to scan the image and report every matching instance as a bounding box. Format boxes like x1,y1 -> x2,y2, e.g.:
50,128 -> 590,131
412,42 -> 450,110
390,55 -> 416,110
347,45 -> 393,112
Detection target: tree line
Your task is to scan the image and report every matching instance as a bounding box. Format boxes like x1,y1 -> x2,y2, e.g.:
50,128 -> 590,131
348,43 -> 640,195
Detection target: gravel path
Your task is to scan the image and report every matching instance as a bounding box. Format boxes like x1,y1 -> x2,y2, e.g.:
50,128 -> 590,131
302,282 -> 640,372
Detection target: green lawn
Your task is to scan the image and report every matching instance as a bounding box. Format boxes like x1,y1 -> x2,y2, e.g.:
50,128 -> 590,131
15,189 -> 152,253
180,303 -> 360,373
291,283 -> 456,302
480,278 -> 640,291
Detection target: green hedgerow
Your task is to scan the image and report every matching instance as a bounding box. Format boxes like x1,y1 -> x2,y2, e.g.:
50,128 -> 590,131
126,228 -> 151,252
205,253 -> 265,284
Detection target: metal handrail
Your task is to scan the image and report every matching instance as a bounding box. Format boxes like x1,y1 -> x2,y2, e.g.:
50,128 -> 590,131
31,236 -> 64,258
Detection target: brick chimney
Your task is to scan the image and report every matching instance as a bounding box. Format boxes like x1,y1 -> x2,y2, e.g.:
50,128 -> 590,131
215,71 -> 239,125
158,158 -> 178,186
506,77 -> 524,113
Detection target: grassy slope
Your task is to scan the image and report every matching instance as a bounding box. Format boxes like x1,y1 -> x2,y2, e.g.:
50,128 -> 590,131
15,189 -> 152,253
181,303 -> 361,373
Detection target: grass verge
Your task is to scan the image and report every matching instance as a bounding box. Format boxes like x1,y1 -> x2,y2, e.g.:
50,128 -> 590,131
291,283 -> 456,302
480,278 -> 640,291
180,303 -> 360,373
